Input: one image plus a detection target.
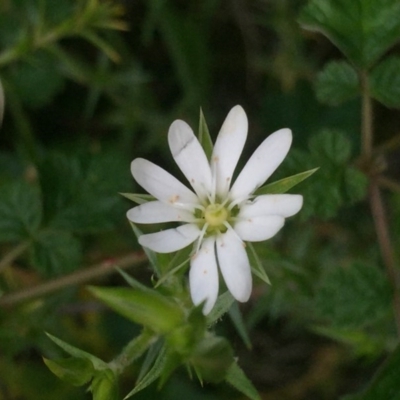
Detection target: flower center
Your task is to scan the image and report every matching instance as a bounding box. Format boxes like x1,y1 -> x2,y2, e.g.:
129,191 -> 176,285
204,203 -> 229,229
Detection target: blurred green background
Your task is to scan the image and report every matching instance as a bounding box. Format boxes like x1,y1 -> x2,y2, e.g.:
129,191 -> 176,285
0,0 -> 399,399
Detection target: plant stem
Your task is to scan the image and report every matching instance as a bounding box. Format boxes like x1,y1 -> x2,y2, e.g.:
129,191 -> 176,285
361,71 -> 400,335
108,329 -> 157,375
0,241 -> 30,273
0,252 -> 147,308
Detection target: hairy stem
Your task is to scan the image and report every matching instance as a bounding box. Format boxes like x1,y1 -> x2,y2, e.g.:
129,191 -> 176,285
0,252 -> 147,308
0,241 -> 30,273
361,71 -> 400,335
109,329 -> 157,375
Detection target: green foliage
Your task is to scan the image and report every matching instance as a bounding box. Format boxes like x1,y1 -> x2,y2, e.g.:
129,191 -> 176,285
314,262 -> 392,329
43,357 -> 94,387
299,0 -> 400,68
198,108 -> 213,160
370,56 -> 400,108
279,129 -> 367,219
342,344 -> 400,400
315,61 -> 359,106
225,362 -> 261,400
0,180 -> 41,242
88,286 -> 186,335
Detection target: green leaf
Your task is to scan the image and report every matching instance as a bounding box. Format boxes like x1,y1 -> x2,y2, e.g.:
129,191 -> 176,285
9,51 -> 65,108
248,242 -> 271,285
315,61 -> 359,105
254,168 -> 318,195
309,129 -> 352,164
190,335 -> 234,383
0,77 -> 4,126
91,369 -> 119,400
370,56 -> 400,108
299,0 -> 400,68
30,230 -> 82,276
228,303 -> 252,349
46,333 -> 108,371
43,357 -> 94,387
120,193 -> 155,204
341,344 -> 400,400
225,362 -> 261,400
125,346 -> 167,399
314,262 -> 392,329
198,108 -> 213,160
0,181 -> 41,242
206,291 -> 235,326
343,167 -> 368,203
129,221 -> 161,277
88,286 -> 185,334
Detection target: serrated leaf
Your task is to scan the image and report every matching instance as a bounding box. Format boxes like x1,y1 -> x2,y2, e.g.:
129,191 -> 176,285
225,362 -> 261,400
206,291 -> 235,326
88,286 -> 185,334
120,193 -> 155,204
299,0 -> 400,68
254,168 -> 318,195
314,262 -> 392,329
46,333 -> 108,371
0,180 -> 42,242
43,357 -> 94,387
124,346 -> 167,399
30,230 -> 82,276
198,108 -> 213,160
315,61 -> 359,105
309,129 -> 352,164
370,56 -> 400,108
341,344 -> 400,400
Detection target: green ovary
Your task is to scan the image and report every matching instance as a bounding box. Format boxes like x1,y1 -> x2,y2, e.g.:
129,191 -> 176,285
204,204 -> 229,232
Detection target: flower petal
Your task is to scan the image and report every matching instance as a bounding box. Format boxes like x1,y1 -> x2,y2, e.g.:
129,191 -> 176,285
216,229 -> 252,302
127,201 -> 196,224
234,215 -> 284,242
139,224 -> 200,253
189,237 -> 219,315
238,194 -> 303,218
211,105 -> 248,198
168,120 -> 213,202
230,128 -> 292,200
131,158 -> 199,208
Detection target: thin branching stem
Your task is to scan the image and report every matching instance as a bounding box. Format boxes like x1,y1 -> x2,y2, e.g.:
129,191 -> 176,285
0,241 -> 30,273
0,251 -> 147,308
361,71 -> 400,335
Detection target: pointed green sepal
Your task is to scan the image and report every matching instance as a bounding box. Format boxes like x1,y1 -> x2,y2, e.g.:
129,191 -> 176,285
88,286 -> 185,334
198,108 -> 213,160
254,168 -> 318,195
226,361 -> 261,400
120,193 -> 155,204
43,356 -> 94,387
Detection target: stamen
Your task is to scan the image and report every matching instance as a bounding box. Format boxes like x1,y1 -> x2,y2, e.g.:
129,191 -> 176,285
227,195 -> 250,211
194,222 -> 209,254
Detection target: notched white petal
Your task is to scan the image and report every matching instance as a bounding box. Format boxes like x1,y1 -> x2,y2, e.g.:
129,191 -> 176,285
239,194 -> 303,218
230,128 -> 292,200
211,105 -> 248,198
234,215 -> 285,242
216,229 -> 252,302
127,201 -> 196,224
131,158 -> 199,207
168,120 -> 213,201
189,237 -> 218,315
138,224 -> 200,253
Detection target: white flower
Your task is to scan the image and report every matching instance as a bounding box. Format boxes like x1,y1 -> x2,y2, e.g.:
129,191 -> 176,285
127,105 -> 303,314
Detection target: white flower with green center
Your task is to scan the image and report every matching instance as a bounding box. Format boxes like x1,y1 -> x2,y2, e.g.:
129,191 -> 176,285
127,105 -> 303,314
